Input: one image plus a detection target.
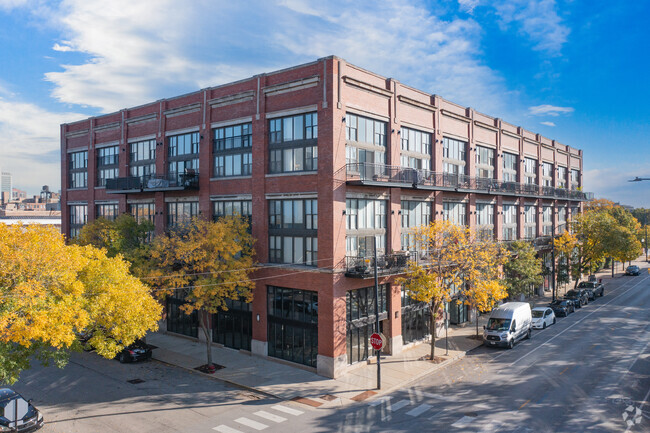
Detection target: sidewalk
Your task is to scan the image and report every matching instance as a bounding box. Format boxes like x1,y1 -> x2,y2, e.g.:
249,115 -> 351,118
147,316 -> 488,408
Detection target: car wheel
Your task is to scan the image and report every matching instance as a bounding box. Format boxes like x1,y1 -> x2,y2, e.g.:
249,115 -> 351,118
553,317 -> 556,324
119,353 -> 127,363
508,339 -> 514,349
543,322 -> 547,329
526,329 -> 531,339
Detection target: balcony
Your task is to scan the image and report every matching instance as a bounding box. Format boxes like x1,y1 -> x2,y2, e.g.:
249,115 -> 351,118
345,163 -> 593,201
106,171 -> 199,194
345,250 -> 433,278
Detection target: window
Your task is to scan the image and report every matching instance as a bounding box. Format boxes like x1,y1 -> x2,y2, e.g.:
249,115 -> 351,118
213,123 -> 252,177
212,298 -> 252,351
571,169 -> 580,188
542,206 -> 553,236
542,162 -> 553,187
443,202 -> 466,226
346,198 -> 387,256
96,203 -> 119,221
400,127 -> 431,171
346,285 -> 388,364
345,113 -> 386,146
557,166 -> 567,188
213,200 -> 252,222
503,153 -> 518,182
96,146 -> 119,187
267,286 -> 318,367
130,139 -> 156,179
268,199 -> 318,266
69,204 -> 87,238
69,151 -> 88,189
524,158 -> 537,185
524,205 -> 536,239
476,203 -> 494,239
269,113 -> 317,174
130,202 -> 155,241
401,201 -> 431,250
558,205 -> 567,225
168,132 -> 200,184
167,201 -> 199,228
345,114 -> 387,175
502,204 -> 517,240
401,286 -> 430,344
475,146 -> 495,179
442,137 -> 466,176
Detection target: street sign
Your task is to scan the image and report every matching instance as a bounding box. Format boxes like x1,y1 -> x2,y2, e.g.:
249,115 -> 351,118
370,333 -> 385,351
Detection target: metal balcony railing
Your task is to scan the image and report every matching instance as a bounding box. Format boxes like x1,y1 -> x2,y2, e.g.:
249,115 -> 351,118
345,163 -> 593,201
106,171 -> 199,193
344,250 -> 434,278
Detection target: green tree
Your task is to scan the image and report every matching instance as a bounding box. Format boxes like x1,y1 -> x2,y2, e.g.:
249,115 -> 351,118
149,216 -> 255,369
502,240 -> 544,299
0,224 -> 161,384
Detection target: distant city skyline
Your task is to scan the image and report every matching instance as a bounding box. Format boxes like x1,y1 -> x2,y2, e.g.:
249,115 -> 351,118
0,0 -> 648,206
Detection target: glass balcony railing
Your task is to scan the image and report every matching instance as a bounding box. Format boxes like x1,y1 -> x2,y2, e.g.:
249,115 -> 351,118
106,171 -> 199,193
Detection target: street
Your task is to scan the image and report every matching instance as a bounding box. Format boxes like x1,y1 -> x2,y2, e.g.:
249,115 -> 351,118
13,267 -> 650,433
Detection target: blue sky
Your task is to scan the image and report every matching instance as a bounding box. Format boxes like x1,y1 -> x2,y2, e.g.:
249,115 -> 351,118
0,0 -> 648,206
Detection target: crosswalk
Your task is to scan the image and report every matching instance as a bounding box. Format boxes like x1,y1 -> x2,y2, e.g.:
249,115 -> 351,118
213,404 -> 304,432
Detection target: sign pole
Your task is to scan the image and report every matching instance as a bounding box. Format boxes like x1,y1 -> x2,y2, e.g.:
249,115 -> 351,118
374,236 -> 381,390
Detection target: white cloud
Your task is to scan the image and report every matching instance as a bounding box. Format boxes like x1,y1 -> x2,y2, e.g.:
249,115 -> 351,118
0,96 -> 83,194
494,0 -> 569,54
528,104 -> 574,116
540,121 -> 556,127
0,0 -> 29,10
458,0 -> 482,14
52,42 -> 74,52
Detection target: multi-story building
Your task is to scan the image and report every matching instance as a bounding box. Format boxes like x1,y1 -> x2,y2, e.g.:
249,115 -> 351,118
0,171 -> 11,198
60,56 -> 591,378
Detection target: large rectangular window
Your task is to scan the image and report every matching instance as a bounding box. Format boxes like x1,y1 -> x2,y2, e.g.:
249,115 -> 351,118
503,204 -> 517,240
267,286 -> 318,368
524,205 -> 536,239
269,113 -> 317,174
69,151 -> 88,189
443,202 -> 467,226
401,200 -> 431,251
345,113 -> 386,146
346,198 -> 387,257
557,166 -> 567,188
571,169 -> 580,189
442,137 -> 466,176
345,114 -> 387,177
268,199 -> 317,266
168,132 -> 200,183
130,202 -> 155,242
400,127 -> 431,171
346,285 -> 388,364
542,206 -> 553,235
213,200 -> 252,226
476,203 -> 494,239
503,153 -> 518,182
213,123 -> 252,177
130,139 -> 156,179
475,146 -> 495,179
167,201 -> 199,228
524,157 -> 537,185
542,162 -> 553,187
401,286 -> 430,344
96,203 -> 119,221
96,146 -> 119,187
69,204 -> 87,238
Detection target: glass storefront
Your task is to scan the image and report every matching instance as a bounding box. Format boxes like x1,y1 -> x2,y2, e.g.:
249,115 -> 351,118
166,290 -> 199,338
401,287 -> 430,344
346,285 -> 388,364
449,298 -> 469,325
267,286 -> 318,368
213,299 -> 252,351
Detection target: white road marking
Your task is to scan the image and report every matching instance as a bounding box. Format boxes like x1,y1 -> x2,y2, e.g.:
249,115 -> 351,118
254,411 -> 287,423
423,392 -> 446,400
387,399 -> 411,411
368,396 -> 392,407
234,417 -> 268,430
213,425 -> 243,433
271,405 -> 304,416
451,415 -> 476,428
406,404 -> 432,417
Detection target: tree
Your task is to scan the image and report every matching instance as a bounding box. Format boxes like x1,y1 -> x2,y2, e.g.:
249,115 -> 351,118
502,240 -> 544,299
149,216 -> 255,370
0,224 -> 161,384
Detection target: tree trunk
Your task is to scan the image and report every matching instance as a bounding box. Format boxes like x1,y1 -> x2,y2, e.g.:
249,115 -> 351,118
199,310 -> 213,367
430,304 -> 436,361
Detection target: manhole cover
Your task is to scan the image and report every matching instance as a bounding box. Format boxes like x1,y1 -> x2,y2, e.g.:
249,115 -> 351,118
321,394 -> 337,401
127,379 -> 145,384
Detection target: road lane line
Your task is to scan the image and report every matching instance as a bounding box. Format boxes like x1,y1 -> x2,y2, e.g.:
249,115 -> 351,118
368,396 -> 391,407
271,405 -> 304,416
519,399 -> 531,410
235,418 -> 268,430
559,366 -> 570,375
254,411 -> 287,423
406,404 -> 432,417
387,399 -> 411,411
508,275 -> 650,366
213,426 -> 243,433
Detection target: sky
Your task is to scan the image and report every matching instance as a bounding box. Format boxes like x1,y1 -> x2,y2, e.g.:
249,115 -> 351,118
0,0 -> 648,206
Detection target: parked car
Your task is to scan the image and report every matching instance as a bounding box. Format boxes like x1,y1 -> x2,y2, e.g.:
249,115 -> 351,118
626,265 -> 641,276
0,388 -> 44,432
115,339 -> 152,363
578,281 -> 604,298
531,307 -> 556,329
483,302 -> 532,349
549,299 -> 574,317
565,289 -> 589,307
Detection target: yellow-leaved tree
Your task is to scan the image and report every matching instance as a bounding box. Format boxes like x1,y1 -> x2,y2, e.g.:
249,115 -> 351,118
0,224 -> 161,384
149,216 -> 255,370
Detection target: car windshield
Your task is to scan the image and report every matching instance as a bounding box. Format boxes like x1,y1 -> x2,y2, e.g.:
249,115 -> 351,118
566,290 -> 578,297
577,282 -> 593,288
486,318 -> 511,331
532,310 -> 544,318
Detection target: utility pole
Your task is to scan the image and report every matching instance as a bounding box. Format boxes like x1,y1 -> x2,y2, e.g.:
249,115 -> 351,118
373,236 -> 381,390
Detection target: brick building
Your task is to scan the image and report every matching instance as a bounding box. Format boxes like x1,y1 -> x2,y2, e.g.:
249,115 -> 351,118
60,56 -> 591,378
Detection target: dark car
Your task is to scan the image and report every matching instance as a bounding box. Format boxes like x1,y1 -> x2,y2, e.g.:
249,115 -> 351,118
549,299 -> 575,317
565,289 -> 588,307
115,339 -> 152,363
625,265 -> 641,276
578,281 -> 604,298
0,388 -> 44,432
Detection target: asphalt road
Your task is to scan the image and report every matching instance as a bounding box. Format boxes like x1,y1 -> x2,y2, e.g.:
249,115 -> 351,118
13,266 -> 650,433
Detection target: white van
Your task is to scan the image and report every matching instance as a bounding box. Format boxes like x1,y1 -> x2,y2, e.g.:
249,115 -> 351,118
483,302 -> 532,349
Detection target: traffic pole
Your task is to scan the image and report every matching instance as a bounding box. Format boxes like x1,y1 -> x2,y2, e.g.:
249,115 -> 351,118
374,236 -> 381,390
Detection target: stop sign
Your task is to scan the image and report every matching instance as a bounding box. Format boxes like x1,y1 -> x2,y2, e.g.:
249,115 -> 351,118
370,333 -> 384,350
